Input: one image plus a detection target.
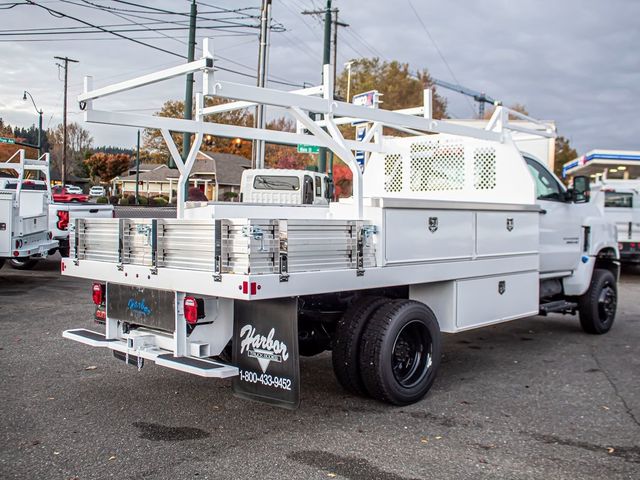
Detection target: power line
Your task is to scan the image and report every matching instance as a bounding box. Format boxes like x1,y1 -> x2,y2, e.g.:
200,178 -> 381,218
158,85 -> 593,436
406,0 -> 476,117
26,0 -> 186,58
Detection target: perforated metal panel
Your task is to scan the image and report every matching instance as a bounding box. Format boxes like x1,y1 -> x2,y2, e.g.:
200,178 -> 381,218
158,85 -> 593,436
384,154 -> 403,192
409,141 -> 465,192
473,147 -> 497,190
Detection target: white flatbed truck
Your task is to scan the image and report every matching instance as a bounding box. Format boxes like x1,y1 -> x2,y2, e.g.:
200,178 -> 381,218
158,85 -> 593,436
0,150 -> 58,269
62,40 -> 619,408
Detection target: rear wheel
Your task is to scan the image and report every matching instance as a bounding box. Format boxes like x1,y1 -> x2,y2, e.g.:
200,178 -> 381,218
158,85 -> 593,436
331,296 -> 390,395
8,258 -> 39,270
578,268 -> 617,334
359,300 -> 441,405
0,258 -> 5,269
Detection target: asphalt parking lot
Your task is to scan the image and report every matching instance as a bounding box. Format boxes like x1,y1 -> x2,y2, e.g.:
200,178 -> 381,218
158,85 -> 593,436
1,257 -> 639,480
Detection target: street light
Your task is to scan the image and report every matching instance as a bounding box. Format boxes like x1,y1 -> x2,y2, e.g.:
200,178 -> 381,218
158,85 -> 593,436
22,90 -> 43,158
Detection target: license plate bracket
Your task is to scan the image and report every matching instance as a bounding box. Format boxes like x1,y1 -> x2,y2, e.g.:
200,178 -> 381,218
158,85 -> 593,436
107,284 -> 175,332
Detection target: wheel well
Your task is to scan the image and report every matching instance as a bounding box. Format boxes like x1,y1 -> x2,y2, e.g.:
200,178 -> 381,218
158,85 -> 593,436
595,248 -> 620,280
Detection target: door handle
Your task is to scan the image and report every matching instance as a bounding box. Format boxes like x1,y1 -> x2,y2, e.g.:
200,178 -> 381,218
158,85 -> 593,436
539,209 -> 547,215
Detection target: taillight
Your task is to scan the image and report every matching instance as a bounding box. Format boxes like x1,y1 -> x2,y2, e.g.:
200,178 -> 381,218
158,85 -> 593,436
92,282 -> 105,305
15,239 -> 23,248
183,296 -> 204,324
56,210 -> 70,230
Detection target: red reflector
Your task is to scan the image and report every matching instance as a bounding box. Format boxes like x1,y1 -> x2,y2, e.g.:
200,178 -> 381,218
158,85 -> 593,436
56,210 -> 70,230
61,261 -> 66,272
92,282 -> 105,305
184,296 -> 198,324
250,282 -> 257,295
242,281 -> 248,294
631,243 -> 637,248
13,251 -> 19,257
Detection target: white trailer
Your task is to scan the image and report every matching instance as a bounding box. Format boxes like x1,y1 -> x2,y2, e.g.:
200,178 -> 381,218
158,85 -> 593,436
61,40 -> 619,408
0,150 -> 58,269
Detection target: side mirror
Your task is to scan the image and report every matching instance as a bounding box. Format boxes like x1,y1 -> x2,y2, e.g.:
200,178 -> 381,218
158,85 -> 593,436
572,175 -> 590,203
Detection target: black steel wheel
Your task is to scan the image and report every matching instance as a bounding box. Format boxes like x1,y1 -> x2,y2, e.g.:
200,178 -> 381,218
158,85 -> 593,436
331,296 -> 390,395
578,268 -> 617,334
8,258 -> 39,270
359,300 -> 441,405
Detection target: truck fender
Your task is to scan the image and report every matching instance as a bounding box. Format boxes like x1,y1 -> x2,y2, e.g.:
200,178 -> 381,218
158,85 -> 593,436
563,217 -> 619,296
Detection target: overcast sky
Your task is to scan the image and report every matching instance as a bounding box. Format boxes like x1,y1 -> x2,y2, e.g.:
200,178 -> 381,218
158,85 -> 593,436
1,0 -> 638,156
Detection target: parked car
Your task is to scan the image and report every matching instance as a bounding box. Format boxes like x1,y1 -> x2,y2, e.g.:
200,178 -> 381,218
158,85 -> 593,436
89,185 -> 106,197
65,184 -> 83,194
52,185 -> 89,203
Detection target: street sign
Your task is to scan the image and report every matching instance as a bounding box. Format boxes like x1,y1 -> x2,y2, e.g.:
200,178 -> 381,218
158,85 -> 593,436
0,137 -> 16,144
352,90 -> 381,126
355,125 -> 367,171
297,144 -> 319,154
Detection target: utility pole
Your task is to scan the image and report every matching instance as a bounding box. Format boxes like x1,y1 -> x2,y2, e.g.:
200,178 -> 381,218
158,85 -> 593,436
332,9 -> 349,94
135,130 -> 140,205
302,2 -> 348,174
253,0 -> 272,169
329,9 -> 348,179
180,0 -> 197,178
54,56 -> 78,186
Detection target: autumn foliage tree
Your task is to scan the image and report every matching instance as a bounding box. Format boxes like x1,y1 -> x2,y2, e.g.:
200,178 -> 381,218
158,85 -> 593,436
84,152 -> 131,183
554,135 -> 578,180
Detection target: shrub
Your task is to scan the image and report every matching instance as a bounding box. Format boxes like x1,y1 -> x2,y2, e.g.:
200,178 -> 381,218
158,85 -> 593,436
152,196 -> 168,206
127,194 -> 136,204
138,195 -> 149,205
188,187 -> 208,201
223,191 -> 239,201
96,196 -> 108,204
109,195 -> 120,205
119,197 -> 129,206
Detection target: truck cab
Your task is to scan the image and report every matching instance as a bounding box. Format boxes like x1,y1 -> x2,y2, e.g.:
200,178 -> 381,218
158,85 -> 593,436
240,169 -> 331,205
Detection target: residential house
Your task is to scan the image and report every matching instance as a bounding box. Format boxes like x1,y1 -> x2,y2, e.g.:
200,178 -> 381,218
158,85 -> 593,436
112,151 -> 251,201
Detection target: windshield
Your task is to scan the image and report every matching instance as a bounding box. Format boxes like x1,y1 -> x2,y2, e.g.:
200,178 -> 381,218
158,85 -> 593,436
604,191 -> 633,208
253,175 -> 300,191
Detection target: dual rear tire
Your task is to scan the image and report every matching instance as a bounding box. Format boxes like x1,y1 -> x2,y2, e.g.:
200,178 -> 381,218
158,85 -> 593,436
332,297 -> 441,405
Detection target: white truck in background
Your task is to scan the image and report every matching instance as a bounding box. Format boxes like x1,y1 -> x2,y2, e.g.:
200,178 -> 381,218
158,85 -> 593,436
240,169 -> 331,205
0,150 -> 58,270
60,47 -> 619,409
598,179 -> 640,264
0,151 -> 114,270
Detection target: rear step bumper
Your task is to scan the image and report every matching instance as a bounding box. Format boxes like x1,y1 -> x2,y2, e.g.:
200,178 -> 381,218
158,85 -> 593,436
62,329 -> 238,378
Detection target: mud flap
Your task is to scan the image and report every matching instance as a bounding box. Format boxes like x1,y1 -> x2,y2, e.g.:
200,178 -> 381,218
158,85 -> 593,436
232,298 -> 300,409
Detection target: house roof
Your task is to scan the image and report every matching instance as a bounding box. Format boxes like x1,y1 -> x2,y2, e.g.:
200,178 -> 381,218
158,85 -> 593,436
199,151 -> 251,186
116,152 -> 250,186
128,162 -> 163,173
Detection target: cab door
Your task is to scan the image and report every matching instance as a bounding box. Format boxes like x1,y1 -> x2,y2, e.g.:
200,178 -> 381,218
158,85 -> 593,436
524,156 -> 582,274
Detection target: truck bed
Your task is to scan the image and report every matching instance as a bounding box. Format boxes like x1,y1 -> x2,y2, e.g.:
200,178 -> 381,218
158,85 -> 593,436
63,199 -> 540,302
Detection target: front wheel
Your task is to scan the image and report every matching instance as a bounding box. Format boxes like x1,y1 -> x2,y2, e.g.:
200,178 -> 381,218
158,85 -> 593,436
359,300 -> 441,405
8,258 -> 39,270
578,268 -> 617,334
